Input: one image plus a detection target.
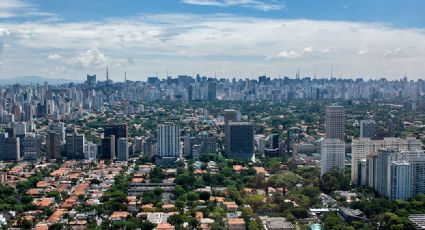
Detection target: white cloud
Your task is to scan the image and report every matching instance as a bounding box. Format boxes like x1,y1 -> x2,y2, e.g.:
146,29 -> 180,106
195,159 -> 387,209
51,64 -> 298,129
47,54 -> 62,60
0,14 -> 425,79
358,49 -> 368,56
303,47 -> 314,54
384,48 -> 402,57
71,48 -> 108,69
277,50 -> 300,58
181,0 -> 285,11
0,28 -> 10,36
0,0 -> 55,19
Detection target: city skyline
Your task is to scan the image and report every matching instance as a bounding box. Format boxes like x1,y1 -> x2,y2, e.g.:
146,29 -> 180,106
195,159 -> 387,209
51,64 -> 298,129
1,0 -> 425,80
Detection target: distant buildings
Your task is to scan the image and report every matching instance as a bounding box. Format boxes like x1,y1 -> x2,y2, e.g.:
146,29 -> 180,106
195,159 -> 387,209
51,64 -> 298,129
360,120 -> 376,139
184,132 -> 217,158
320,139 -> 345,176
325,105 -> 345,140
225,122 -> 254,160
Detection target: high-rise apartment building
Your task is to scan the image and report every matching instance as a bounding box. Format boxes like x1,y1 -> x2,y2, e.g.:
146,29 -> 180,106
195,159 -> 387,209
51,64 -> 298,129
325,105 -> 345,140
320,139 -> 345,176
376,148 -> 399,197
351,138 -> 373,184
117,137 -> 129,161
390,161 -> 412,200
157,123 -> 180,158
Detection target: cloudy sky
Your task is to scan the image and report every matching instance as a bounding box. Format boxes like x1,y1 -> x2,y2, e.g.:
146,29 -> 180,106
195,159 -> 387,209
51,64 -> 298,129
0,0 -> 424,81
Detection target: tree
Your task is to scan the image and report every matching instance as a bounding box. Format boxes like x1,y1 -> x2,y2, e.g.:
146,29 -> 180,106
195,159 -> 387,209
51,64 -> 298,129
167,214 -> 185,226
322,212 -> 345,230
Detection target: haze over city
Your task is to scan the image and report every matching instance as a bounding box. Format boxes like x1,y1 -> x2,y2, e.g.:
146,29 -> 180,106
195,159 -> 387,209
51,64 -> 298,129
1,0 -> 425,81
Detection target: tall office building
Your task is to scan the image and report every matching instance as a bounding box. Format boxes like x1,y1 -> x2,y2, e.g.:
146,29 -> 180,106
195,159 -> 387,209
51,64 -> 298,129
269,134 -> 279,149
23,134 -> 42,161
360,120 -> 376,139
225,122 -> 254,160
207,82 -> 217,101
46,131 -> 61,160
224,109 -> 241,124
117,137 -> 129,161
0,133 -> 20,161
325,105 -> 345,140
320,139 -> 345,176
351,138 -> 373,184
390,161 -> 412,200
65,132 -> 85,160
101,135 -> 115,160
104,124 -> 128,157
157,123 -> 180,158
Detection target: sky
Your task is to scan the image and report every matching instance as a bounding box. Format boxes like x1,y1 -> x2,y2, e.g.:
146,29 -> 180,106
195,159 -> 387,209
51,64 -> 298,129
0,0 -> 425,81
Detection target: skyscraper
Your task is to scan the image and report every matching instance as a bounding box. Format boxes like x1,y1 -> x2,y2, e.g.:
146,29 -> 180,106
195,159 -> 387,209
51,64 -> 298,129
65,131 -> 85,160
104,124 -> 128,157
225,122 -> 254,160
376,148 -> 399,197
207,82 -> 217,101
269,134 -> 279,149
101,135 -> 115,160
360,120 -> 376,139
157,123 -> 180,158
320,139 -> 345,176
390,161 -> 412,200
46,131 -> 61,160
23,133 -> 42,161
325,105 -> 345,140
0,133 -> 20,161
117,137 -> 129,161
351,138 -> 373,184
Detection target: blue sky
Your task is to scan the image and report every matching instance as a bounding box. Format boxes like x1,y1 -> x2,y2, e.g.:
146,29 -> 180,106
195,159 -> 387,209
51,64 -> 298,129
19,0 -> 425,28
0,0 -> 425,80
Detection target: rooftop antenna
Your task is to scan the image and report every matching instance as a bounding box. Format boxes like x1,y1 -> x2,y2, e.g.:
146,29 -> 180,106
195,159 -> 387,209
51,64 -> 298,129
106,66 -> 109,81
214,71 -> 217,79
124,72 -> 127,82
330,65 -> 333,78
314,70 -> 316,79
296,68 -> 300,78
